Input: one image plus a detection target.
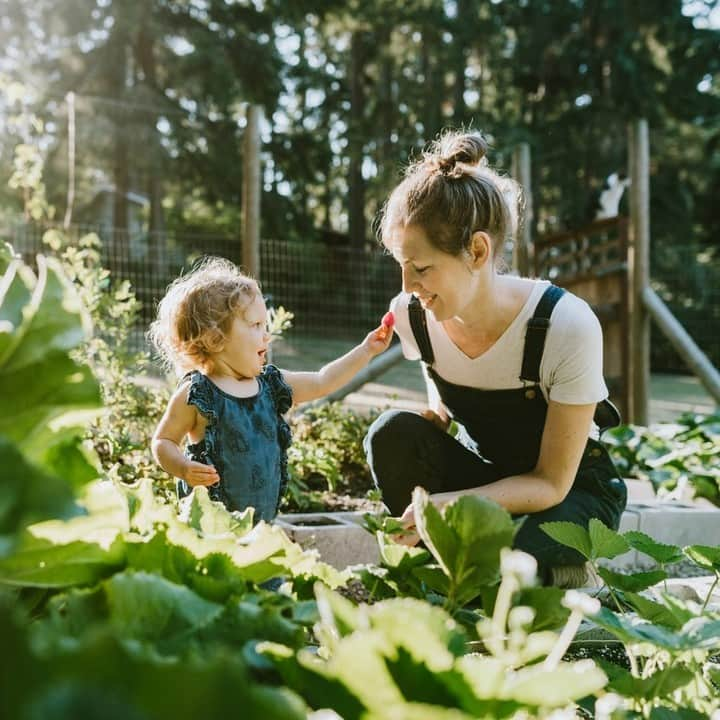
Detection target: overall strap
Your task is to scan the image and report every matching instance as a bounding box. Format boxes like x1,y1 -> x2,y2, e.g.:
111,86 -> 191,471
520,284 -> 566,383
408,295 -> 435,366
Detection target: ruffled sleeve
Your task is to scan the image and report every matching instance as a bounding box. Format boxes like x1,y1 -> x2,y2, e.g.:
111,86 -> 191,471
184,371 -> 217,424
262,364 -> 293,414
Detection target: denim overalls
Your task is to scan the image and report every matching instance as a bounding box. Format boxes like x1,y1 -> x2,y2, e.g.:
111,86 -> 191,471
364,285 -> 627,579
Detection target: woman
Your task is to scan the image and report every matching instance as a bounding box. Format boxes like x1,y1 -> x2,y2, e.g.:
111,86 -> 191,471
364,131 -> 627,587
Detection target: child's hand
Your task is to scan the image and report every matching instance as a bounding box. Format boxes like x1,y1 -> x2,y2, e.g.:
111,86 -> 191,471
183,460 -> 220,487
364,311 -> 395,356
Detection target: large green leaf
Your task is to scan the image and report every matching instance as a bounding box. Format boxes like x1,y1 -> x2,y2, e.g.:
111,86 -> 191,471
593,606 -> 720,651
105,570 -> 223,652
1,255 -> 90,372
540,521 -> 592,559
588,518 -> 630,559
597,567 -> 667,593
0,257 -> 33,360
624,531 -> 683,565
0,435 -> 77,539
0,537 -> 126,588
413,488 -> 516,607
0,255 -> 100,452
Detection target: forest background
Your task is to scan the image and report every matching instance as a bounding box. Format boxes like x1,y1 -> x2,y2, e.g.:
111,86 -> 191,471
0,0 -> 718,371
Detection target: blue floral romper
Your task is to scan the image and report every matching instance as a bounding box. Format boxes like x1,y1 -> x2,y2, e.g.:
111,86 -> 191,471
177,365 -> 293,522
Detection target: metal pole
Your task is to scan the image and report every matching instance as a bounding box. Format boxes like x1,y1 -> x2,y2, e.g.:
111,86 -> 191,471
643,287 -> 720,404
242,104 -> 262,277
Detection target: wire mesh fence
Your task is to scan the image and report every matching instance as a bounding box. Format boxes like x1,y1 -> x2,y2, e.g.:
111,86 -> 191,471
6,221 -> 401,354
4,221 -> 718,374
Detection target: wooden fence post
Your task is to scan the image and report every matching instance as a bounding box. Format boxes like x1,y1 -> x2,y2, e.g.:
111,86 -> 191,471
628,119 -> 651,425
512,142 -> 533,277
242,104 -> 262,278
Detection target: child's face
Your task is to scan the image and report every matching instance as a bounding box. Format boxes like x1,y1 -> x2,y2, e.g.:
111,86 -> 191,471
214,294 -> 270,379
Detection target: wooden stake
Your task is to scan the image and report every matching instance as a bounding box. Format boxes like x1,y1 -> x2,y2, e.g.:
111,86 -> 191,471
242,104 -> 262,277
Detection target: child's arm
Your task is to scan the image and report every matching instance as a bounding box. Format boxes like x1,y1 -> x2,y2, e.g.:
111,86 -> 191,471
152,382 -> 220,487
282,321 -> 394,405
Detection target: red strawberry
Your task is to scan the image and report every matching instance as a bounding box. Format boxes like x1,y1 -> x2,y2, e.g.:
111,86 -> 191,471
381,311 -> 395,328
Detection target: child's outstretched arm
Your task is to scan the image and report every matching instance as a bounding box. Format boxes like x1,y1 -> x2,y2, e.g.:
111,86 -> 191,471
152,381 -> 220,487
282,317 -> 394,405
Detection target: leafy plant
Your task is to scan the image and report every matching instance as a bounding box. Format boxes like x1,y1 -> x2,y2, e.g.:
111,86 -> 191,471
284,402 -> 380,512
0,243 -> 102,541
543,518 -> 720,717
603,413 -> 720,506
260,567 -> 607,719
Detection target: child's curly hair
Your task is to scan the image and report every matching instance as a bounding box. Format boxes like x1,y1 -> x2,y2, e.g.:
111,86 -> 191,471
149,256 -> 260,376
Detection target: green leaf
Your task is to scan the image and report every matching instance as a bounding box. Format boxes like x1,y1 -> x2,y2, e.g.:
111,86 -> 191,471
183,485 -> 254,537
0,258 -> 33,359
597,566 -> 667,592
501,660 -> 607,706
104,570 -> 223,650
378,533 -> 431,569
315,582 -> 366,639
414,488 -> 516,607
683,544 -> 720,572
621,591 -> 683,629
413,487 -> 458,578
261,641 -> 368,720
0,435 -> 77,538
197,598 -> 305,651
0,255 -> 101,471
597,656 -> 694,700
516,587 -> 570,631
539,522 -> 592,559
623,531 -> 683,564
588,518 -> 630,559
592,606 -> 720,651
0,538 -> 126,588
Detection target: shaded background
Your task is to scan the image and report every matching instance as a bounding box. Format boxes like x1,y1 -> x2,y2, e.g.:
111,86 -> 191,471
1,0 -> 719,371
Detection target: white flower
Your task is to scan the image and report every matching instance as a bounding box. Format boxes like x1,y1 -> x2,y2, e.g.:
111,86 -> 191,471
500,548 -> 537,587
562,589 -> 600,616
508,606 -> 535,631
595,692 -> 625,720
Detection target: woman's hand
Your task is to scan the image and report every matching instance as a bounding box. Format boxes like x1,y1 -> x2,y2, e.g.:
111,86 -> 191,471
396,504 -> 421,546
182,459 -> 220,487
420,408 -> 450,432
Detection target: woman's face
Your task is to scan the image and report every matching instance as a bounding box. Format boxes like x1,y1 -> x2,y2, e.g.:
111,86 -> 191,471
386,224 -> 482,322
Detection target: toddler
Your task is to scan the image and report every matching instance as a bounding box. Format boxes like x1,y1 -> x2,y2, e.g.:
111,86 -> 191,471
149,257 -> 393,522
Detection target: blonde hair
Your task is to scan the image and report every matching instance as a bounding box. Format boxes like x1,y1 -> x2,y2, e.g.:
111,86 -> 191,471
149,256 -> 260,376
378,130 -> 515,262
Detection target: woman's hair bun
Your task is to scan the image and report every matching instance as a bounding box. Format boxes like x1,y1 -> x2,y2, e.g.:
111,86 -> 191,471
432,132 -> 488,177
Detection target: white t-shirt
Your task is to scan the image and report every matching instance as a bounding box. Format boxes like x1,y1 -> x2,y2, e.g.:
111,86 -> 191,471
390,280 -> 608,435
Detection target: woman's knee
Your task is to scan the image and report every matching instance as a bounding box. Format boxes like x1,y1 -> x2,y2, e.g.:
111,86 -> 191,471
364,410 -> 433,510
364,410 -> 431,461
